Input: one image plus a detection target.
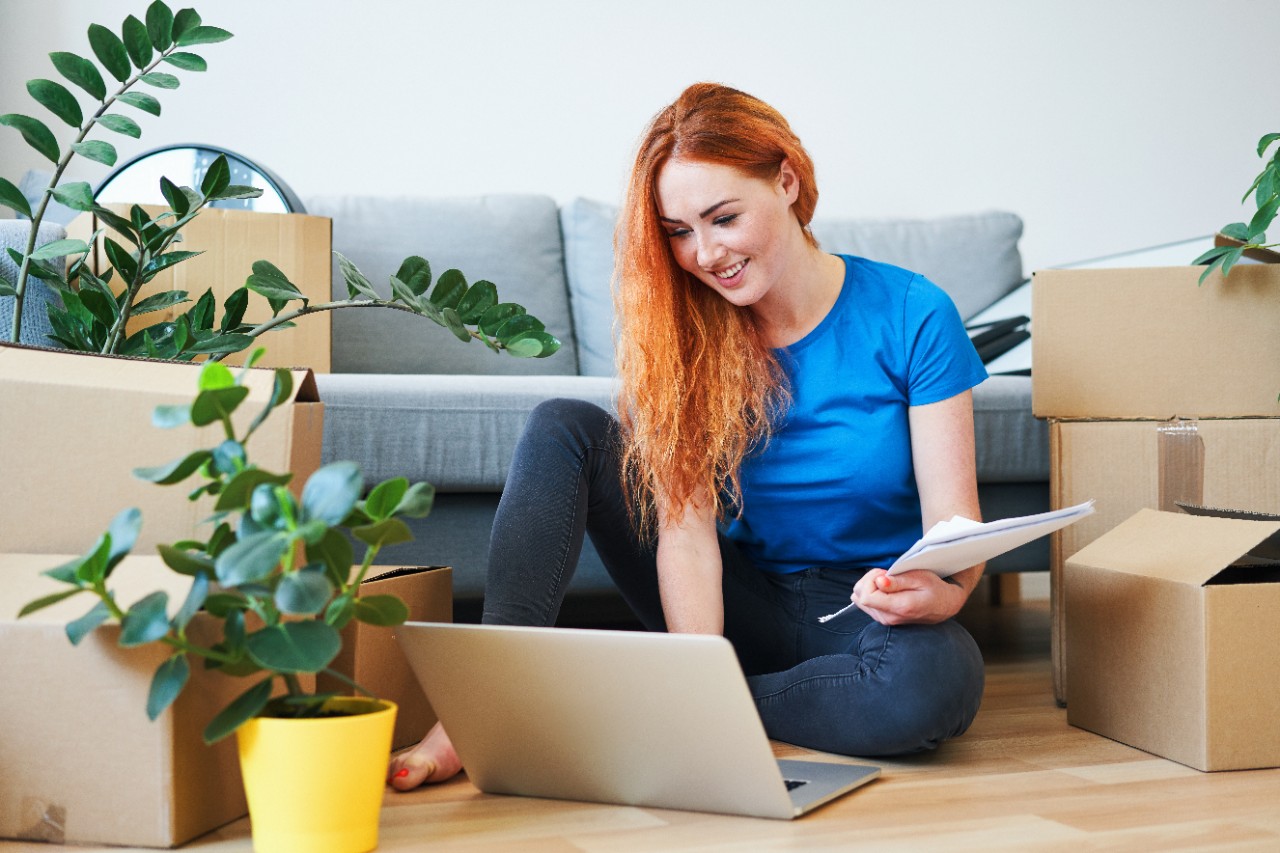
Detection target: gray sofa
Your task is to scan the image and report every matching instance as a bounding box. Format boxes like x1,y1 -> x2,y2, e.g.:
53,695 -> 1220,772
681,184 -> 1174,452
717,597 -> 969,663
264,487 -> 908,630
305,195 -> 1049,625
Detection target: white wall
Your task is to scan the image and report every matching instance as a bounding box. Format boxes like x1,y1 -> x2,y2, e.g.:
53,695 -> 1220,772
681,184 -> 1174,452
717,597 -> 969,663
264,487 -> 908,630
1,0 -> 1276,272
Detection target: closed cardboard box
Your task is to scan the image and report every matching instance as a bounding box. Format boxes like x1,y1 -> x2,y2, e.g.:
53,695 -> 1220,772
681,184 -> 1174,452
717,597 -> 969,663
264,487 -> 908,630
66,206 -> 333,372
1,557 -> 454,847
0,343 -> 323,558
1032,265 -> 1280,420
1048,418 -> 1280,702
1065,509 -> 1280,771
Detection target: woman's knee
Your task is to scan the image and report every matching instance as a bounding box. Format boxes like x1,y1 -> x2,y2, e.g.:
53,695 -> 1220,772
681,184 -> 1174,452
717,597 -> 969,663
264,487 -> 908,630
523,398 -> 615,448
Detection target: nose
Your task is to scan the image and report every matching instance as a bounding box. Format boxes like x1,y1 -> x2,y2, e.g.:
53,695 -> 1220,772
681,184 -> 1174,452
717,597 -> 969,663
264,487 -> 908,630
696,233 -> 726,269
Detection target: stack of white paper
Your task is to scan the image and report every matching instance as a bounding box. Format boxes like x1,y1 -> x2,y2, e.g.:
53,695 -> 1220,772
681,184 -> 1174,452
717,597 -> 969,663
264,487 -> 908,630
817,500 -> 1095,623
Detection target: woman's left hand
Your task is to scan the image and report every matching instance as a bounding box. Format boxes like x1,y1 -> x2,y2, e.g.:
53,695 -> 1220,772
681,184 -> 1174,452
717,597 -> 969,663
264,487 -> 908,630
850,568 -> 967,626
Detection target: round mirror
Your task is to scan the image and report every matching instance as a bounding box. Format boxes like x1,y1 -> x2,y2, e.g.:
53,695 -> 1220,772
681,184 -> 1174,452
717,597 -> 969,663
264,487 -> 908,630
94,144 -> 304,214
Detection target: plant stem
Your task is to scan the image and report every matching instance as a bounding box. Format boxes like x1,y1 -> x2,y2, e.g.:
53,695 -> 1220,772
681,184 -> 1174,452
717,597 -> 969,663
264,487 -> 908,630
284,673 -> 304,697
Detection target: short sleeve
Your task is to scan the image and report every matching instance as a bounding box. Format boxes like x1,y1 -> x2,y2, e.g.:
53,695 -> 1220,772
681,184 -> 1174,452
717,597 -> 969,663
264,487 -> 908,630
903,274 -> 988,406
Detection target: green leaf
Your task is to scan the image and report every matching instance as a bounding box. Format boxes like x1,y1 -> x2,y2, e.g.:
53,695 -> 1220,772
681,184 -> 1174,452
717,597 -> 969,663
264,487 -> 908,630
430,268 -> 467,309
1247,195 -> 1280,242
1220,246 -> 1246,279
353,595 -> 410,627
134,448 -> 212,484
301,462 -> 362,526
18,587 -> 85,618
479,302 -> 525,337
335,251 -> 378,299
352,518 -> 413,549
118,91 -> 162,117
151,403 -> 190,428
50,51 -> 106,101
72,139 -> 118,166
164,52 -> 207,72
247,368 -> 294,438
98,113 -> 142,138
146,1 -> 175,51
200,154 -> 230,198
142,250 -> 202,282
395,256 -> 432,295
119,591 -> 170,647
104,238 -> 139,281
216,468 -> 292,512
199,357 -> 235,390
211,438 -> 246,476
49,182 -> 96,212
324,593 -> 355,630
275,568 -> 334,615
0,279 -> 15,299
208,184 -> 262,202
177,25 -> 233,46
495,313 -> 545,341
442,307 -> 471,343
190,384 -> 250,425
1258,132 -> 1280,158
204,677 -> 273,744
123,15 -> 154,68
147,654 -> 189,720
31,238 -> 90,261
220,287 -> 248,331
157,543 -> 214,577
0,113 -> 59,163
364,477 -> 408,521
0,177 -> 33,218
215,531 -> 289,586
174,572 -> 209,629
246,272 -> 306,306
185,333 -> 253,356
73,537 -> 111,586
456,279 -> 498,324
66,600 -> 111,645
88,23 -> 131,82
130,290 -> 189,316
246,621 -> 341,673
307,529 -> 354,588
389,275 -> 424,311
27,79 -> 82,127
394,481 -> 435,519
140,72 -> 181,90
505,330 -> 561,358
160,176 -> 189,216
106,507 -> 142,569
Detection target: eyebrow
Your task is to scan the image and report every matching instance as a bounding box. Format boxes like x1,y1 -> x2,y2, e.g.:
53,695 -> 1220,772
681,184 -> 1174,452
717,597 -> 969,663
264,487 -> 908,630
659,198 -> 739,224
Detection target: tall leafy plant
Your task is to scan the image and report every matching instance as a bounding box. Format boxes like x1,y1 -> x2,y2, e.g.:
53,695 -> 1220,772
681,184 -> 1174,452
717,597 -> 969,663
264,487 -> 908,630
20,352 -> 433,743
1195,132 -> 1280,283
1,1 -> 561,361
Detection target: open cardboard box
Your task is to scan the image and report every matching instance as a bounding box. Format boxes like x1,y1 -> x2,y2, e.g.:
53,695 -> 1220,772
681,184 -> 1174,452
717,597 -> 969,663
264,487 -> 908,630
0,557 -> 453,847
0,342 -> 323,558
1064,508 -> 1280,771
65,205 -> 333,372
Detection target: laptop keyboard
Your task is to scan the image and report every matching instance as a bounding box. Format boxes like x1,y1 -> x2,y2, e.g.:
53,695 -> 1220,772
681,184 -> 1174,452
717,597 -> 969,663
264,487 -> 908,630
784,779 -> 809,791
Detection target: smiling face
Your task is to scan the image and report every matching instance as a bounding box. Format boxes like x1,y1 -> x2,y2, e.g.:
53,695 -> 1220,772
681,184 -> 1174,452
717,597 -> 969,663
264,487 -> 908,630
654,157 -> 804,310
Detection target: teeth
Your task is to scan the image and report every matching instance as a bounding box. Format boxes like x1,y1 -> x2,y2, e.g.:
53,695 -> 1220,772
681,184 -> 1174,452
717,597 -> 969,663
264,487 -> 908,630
715,260 -> 746,279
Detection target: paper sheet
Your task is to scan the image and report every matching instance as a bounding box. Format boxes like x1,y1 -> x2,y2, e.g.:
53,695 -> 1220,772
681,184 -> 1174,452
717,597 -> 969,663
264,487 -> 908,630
817,500 -> 1095,623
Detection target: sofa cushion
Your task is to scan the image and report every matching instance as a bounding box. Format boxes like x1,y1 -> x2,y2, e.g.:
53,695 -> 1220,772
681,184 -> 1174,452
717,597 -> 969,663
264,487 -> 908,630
809,211 -> 1025,321
971,375 -> 1048,483
304,194 -> 580,376
316,373 -> 618,490
560,198 -> 618,377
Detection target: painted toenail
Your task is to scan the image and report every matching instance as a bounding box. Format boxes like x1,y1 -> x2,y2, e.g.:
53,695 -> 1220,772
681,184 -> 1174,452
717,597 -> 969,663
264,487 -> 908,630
395,769 -> 410,778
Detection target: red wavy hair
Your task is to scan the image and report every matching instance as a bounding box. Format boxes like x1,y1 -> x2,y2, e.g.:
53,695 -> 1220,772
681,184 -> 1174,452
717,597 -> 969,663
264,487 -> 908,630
614,82 -> 820,535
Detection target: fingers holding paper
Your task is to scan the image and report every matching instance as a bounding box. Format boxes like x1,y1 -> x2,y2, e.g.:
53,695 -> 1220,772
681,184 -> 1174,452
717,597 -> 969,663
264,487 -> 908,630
850,568 -> 967,626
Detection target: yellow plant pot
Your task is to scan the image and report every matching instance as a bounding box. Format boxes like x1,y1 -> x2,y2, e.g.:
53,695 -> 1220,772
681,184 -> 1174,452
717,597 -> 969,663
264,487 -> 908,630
237,697 -> 397,853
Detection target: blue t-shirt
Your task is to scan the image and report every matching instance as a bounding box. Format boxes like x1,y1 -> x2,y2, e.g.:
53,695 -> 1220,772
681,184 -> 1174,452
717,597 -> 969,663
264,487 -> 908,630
724,255 -> 987,573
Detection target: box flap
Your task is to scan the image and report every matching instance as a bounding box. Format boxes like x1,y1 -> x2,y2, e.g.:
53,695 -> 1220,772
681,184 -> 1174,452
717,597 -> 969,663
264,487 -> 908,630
1067,508 -> 1280,586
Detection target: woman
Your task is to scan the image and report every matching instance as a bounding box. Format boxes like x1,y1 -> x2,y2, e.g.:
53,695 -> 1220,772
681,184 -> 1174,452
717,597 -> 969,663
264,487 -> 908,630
389,82 -> 987,790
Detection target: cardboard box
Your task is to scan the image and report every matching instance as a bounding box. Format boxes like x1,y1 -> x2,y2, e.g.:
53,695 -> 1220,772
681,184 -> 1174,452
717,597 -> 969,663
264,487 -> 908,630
1064,509 -> 1280,771
1032,265 -> 1280,420
319,566 -> 453,751
0,343 -> 323,558
66,206 -> 332,372
0,554 -> 249,847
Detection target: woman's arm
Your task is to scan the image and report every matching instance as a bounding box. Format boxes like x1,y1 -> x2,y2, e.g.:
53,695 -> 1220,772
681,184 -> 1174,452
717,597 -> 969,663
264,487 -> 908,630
655,491 -> 725,634
852,389 -> 984,625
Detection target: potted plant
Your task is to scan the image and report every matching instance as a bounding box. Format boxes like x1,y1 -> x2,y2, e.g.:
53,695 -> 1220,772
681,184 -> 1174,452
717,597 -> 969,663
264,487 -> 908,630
1195,131 -> 1280,282
1,0 -> 561,362
20,349 -> 431,851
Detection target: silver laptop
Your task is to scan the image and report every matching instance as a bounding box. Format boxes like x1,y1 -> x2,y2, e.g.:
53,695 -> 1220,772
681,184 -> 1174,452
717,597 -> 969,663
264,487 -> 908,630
396,622 -> 880,819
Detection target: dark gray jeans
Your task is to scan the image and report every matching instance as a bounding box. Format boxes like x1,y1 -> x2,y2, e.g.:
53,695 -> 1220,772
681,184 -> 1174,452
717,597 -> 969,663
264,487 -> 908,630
482,398 -> 984,757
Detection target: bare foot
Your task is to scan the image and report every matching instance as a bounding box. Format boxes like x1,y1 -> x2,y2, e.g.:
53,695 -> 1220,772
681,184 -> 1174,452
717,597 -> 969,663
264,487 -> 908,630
387,722 -> 463,791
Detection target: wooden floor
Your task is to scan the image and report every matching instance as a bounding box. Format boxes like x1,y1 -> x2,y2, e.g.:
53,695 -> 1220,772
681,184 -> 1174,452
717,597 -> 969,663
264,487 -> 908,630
8,591 -> 1280,852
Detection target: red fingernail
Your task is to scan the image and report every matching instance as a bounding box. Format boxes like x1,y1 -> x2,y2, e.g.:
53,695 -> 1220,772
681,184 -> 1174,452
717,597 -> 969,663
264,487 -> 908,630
395,769 -> 409,778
